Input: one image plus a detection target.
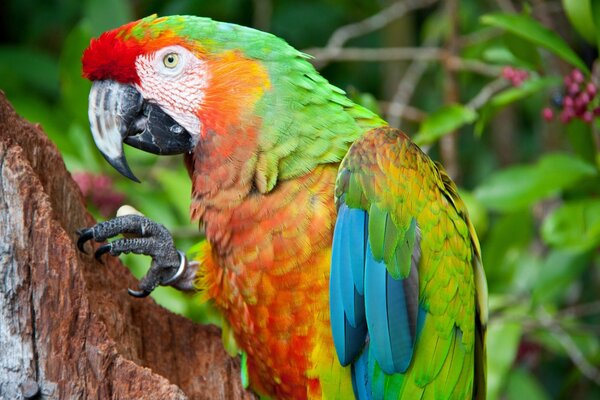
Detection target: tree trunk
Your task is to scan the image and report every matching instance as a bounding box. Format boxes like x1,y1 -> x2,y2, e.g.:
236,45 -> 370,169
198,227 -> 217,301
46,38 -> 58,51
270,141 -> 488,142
0,91 -> 254,400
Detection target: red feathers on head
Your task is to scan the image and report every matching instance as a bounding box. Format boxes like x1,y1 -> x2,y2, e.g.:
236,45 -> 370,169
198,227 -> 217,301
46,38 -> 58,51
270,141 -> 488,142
82,24 -> 144,84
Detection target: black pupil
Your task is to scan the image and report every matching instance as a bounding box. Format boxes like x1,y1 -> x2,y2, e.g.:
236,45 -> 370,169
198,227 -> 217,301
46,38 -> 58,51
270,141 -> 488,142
167,55 -> 174,64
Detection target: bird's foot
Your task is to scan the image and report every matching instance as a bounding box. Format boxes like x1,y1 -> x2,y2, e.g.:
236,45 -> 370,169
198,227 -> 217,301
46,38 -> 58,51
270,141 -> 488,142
77,214 -> 194,297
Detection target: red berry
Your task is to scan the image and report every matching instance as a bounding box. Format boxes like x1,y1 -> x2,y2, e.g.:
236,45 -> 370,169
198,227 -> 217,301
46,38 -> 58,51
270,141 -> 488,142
564,96 -> 574,108
542,107 -> 554,121
560,109 -> 574,123
501,66 -> 514,79
580,92 -> 590,104
571,69 -> 584,83
564,75 -> 572,86
586,83 -> 597,97
582,111 -> 594,123
568,82 -> 581,95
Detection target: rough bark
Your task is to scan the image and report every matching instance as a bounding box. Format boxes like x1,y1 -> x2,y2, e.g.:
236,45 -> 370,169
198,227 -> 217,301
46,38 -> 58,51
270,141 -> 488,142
0,91 -> 254,400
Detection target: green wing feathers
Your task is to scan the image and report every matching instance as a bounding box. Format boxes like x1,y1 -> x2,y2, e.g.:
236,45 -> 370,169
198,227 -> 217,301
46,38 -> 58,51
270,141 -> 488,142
333,126 -> 487,399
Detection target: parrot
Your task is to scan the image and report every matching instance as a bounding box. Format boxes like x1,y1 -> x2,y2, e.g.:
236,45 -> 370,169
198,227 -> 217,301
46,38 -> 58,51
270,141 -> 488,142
77,14 -> 488,400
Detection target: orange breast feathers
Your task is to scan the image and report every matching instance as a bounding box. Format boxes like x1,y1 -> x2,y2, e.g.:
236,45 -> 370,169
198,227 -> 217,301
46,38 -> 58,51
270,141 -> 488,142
194,165 -> 346,399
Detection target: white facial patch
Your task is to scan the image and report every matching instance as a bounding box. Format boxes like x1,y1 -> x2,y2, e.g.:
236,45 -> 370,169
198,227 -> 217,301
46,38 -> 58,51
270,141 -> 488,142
135,45 -> 209,142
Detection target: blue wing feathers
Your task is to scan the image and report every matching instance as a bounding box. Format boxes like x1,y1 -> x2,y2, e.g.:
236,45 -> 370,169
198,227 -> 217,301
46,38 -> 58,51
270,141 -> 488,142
331,203 -> 368,365
331,201 -> 422,381
351,346 -> 373,400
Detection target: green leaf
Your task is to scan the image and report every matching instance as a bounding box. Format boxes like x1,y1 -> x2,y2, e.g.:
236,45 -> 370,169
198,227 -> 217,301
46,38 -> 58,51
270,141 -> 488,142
413,104 -> 477,146
474,153 -> 597,212
476,77 -> 561,136
482,210 -> 533,291
505,368 -> 550,400
532,250 -> 590,304
60,22 -> 93,127
592,0 -> 600,50
481,13 -> 589,73
566,119 -> 596,164
0,46 -> 59,97
83,0 -> 133,36
154,167 -> 193,223
487,320 -> 523,400
482,46 -> 533,69
503,32 -> 541,70
532,325 -> 600,363
562,0 -> 597,45
541,199 -> 600,252
458,189 -> 489,237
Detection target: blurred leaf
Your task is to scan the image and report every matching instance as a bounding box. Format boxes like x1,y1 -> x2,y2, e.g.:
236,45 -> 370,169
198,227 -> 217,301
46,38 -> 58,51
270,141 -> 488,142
593,0 -> 600,50
0,46 -> 59,98
566,119 -> 596,164
413,104 -> 477,146
503,32 -> 541,70
482,46 -> 532,69
154,167 -> 193,223
458,189 -> 489,237
505,368 -> 550,400
532,250 -> 590,304
562,0 -> 597,45
474,153 -> 597,212
487,320 -> 523,400
532,324 -> 600,364
64,123 -> 104,172
83,0 -> 133,36
482,210 -> 533,290
541,199 -> 600,252
60,21 -> 93,127
481,13 -> 589,73
476,77 -> 561,135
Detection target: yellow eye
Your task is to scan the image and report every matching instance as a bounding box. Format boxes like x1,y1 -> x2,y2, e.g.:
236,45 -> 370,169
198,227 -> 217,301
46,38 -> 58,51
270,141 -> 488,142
163,52 -> 179,68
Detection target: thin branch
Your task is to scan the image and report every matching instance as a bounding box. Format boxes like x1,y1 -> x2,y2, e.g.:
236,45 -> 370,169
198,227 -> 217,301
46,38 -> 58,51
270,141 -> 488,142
315,0 -> 439,68
306,47 -> 501,77
495,0 -> 517,13
386,54 -> 431,128
379,101 -> 427,122
385,29 -> 440,129
307,46 -> 442,62
252,0 -> 272,31
538,309 -> 600,386
558,301 -> 600,319
440,0 -> 461,181
467,77 -> 510,110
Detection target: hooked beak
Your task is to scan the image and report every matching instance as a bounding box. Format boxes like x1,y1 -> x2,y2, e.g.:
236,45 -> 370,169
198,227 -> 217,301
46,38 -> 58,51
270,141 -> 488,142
88,80 -> 194,182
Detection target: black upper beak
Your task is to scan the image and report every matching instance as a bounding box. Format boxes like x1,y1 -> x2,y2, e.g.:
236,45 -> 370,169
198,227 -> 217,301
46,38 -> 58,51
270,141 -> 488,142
88,80 -> 194,182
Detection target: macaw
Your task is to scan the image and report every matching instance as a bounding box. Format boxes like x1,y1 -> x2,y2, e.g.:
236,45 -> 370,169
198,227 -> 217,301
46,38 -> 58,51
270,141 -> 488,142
77,15 -> 487,400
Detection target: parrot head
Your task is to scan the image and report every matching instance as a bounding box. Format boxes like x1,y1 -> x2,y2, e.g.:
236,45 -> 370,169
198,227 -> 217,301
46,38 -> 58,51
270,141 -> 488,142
82,15 -> 274,181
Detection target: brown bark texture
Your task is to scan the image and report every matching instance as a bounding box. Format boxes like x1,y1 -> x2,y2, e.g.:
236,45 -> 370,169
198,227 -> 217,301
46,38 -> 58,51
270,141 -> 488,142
0,91 -> 255,400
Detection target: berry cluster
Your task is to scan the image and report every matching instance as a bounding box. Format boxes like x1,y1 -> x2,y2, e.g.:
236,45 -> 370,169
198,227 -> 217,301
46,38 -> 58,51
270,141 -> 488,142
73,172 -> 125,217
542,69 -> 599,124
501,66 -> 529,87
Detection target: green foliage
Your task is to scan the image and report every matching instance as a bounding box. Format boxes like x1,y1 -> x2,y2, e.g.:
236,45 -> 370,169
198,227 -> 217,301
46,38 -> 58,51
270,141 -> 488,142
481,13 -> 589,73
2,1 -> 600,398
414,103 -> 477,146
474,153 -> 597,212
475,76 -> 561,135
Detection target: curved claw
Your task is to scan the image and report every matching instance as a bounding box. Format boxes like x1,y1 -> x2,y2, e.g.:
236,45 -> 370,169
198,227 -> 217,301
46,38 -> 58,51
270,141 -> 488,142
94,243 -> 112,261
128,288 -> 152,298
76,228 -> 94,254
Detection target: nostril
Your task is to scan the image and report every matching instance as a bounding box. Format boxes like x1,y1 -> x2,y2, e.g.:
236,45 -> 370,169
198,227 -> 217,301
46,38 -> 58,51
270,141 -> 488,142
170,125 -> 184,135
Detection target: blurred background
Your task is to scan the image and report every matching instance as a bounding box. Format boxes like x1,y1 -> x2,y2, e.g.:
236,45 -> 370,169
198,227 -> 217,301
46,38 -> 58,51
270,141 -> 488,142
1,0 -> 599,398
